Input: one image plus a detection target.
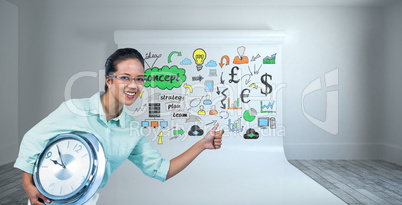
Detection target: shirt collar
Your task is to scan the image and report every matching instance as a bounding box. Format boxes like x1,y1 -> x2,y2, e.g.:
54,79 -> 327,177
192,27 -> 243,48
89,92 -> 127,128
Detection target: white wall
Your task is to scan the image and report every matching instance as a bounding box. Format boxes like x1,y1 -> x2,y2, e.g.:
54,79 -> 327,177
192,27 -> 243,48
16,4 -> 386,160
0,0 -> 19,165
6,1 -> 401,204
382,0 -> 402,165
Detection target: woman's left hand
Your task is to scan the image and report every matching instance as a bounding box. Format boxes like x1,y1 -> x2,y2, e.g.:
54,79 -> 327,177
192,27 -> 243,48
203,123 -> 223,149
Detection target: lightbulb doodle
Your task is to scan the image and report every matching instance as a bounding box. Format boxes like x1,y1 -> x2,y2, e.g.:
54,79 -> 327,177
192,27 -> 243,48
193,48 -> 206,71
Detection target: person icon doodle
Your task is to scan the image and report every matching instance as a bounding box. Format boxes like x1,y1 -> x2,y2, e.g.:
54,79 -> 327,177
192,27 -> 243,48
198,105 -> 206,115
203,95 -> 212,105
209,105 -> 218,115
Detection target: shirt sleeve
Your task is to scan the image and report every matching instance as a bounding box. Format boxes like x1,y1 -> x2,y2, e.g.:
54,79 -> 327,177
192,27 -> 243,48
127,137 -> 170,182
14,102 -> 74,174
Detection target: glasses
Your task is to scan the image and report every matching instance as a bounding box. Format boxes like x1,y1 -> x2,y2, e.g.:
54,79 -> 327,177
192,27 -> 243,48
108,74 -> 146,85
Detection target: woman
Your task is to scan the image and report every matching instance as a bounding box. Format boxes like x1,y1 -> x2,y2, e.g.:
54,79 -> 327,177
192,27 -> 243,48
14,48 -> 222,205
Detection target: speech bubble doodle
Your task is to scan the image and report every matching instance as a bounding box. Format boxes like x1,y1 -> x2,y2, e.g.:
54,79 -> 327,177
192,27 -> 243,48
144,65 -> 186,90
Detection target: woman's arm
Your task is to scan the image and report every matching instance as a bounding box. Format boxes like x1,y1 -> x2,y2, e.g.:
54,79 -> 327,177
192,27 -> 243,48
166,123 -> 222,180
22,172 -> 51,205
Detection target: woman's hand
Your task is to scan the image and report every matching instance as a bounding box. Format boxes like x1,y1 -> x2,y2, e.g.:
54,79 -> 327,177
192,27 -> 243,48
166,123 -> 223,180
203,123 -> 223,149
22,172 -> 51,205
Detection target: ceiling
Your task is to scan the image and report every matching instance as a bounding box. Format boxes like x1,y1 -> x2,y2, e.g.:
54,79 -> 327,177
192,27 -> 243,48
7,0 -> 399,7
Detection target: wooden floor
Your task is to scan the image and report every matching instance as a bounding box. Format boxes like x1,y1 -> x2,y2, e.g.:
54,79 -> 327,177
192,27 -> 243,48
0,162 -> 28,204
289,160 -> 402,205
1,160 -> 402,205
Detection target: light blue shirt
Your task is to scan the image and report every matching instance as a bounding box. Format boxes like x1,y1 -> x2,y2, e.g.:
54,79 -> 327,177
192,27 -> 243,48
14,92 -> 170,188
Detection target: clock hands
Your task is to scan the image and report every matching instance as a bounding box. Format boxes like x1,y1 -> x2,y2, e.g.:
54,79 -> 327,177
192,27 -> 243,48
50,159 -> 66,168
56,145 -> 66,169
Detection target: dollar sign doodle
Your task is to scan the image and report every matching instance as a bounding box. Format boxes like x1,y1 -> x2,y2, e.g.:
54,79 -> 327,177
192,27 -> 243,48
260,73 -> 273,96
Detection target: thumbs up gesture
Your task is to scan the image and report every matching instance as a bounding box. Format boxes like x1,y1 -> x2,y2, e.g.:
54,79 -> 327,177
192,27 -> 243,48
203,123 -> 223,149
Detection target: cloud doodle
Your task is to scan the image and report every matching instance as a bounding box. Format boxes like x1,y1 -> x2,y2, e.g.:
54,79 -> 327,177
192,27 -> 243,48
206,60 -> 217,67
181,58 -> 192,65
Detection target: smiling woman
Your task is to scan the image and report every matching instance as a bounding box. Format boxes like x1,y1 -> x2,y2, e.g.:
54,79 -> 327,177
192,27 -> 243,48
14,48 -> 223,205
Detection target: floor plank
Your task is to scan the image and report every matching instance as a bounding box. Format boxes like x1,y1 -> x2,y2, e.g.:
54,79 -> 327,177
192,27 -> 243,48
0,162 -> 28,205
289,160 -> 402,205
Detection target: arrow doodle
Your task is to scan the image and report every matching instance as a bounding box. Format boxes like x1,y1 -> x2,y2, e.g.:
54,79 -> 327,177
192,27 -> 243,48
254,64 -> 262,75
173,129 -> 184,135
152,131 -> 164,143
206,120 -> 217,126
192,75 -> 204,82
219,110 -> 229,119
241,74 -> 252,85
251,54 -> 261,61
220,88 -> 228,109
220,72 -> 225,84
168,51 -> 181,63
249,83 -> 258,89
130,104 -> 148,115
186,115 -> 202,123
170,135 -> 180,140
248,66 -> 253,76
219,55 -> 229,68
183,84 -> 193,93
166,126 -> 177,132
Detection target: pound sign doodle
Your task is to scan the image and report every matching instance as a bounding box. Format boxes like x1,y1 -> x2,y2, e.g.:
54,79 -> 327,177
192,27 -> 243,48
229,66 -> 240,83
260,73 -> 273,96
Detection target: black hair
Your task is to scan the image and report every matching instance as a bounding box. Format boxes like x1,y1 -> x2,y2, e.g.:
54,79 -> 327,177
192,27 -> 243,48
104,48 -> 145,92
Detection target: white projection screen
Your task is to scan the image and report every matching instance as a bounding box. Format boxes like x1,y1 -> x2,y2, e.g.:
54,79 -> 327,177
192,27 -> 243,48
97,30 -> 344,205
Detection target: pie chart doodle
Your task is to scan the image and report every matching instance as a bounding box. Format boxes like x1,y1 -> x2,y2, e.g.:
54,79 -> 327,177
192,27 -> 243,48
243,108 -> 257,122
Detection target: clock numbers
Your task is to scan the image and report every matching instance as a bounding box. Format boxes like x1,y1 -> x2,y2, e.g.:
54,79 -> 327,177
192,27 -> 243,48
45,151 -> 52,159
79,175 -> 86,184
48,183 -> 55,191
73,143 -> 82,153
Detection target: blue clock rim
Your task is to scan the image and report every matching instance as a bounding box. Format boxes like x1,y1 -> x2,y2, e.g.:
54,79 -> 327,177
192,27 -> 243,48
33,132 -> 105,204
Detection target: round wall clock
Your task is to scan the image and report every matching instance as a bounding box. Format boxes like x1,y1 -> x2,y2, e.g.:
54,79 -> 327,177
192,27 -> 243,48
33,132 -> 105,204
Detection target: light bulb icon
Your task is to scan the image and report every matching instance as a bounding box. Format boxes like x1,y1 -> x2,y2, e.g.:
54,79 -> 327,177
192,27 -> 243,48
193,48 -> 206,71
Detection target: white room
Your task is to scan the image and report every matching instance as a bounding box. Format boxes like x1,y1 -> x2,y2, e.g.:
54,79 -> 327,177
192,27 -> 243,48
1,0 -> 402,204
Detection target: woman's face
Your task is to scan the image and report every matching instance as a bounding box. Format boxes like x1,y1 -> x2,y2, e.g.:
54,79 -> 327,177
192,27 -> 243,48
106,58 -> 144,106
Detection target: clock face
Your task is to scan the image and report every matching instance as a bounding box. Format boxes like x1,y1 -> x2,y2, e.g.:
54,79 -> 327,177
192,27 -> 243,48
37,138 -> 91,197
